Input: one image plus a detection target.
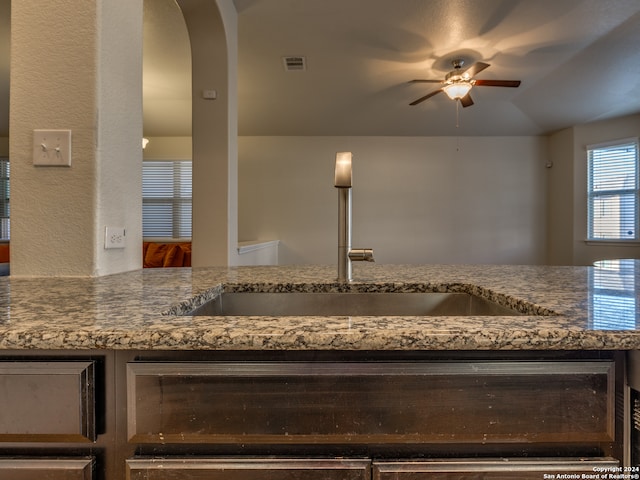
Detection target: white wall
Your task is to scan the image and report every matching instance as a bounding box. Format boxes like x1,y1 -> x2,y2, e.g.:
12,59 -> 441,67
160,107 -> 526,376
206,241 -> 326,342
548,113 -> 640,266
96,0 -> 144,275
239,136 -> 549,265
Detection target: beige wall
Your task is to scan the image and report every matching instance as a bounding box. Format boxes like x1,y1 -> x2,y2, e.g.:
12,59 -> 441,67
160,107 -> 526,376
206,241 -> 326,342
239,136 -> 549,265
7,0 -> 637,271
98,115 -> 640,268
177,0 -> 238,267
143,137 -> 192,160
548,113 -> 640,266
0,1 -> 7,141
546,127 -> 574,265
10,0 -> 143,276
7,0 -> 238,275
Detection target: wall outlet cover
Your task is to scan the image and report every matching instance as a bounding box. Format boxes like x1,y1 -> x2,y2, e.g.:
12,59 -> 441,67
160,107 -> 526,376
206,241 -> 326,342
104,227 -> 126,249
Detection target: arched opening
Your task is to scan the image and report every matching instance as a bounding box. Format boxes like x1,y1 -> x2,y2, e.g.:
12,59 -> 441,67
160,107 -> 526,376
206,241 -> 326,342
142,0 -> 193,268
143,0 -> 238,266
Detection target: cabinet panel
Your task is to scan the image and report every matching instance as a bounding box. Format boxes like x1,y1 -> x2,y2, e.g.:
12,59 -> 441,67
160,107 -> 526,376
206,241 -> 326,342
126,458 -> 370,480
127,361 -> 614,445
373,457 -> 619,479
0,361 -> 95,442
0,457 -> 94,480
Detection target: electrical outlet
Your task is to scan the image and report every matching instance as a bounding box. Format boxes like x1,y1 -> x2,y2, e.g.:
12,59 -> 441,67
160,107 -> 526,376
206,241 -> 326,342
105,227 -> 126,249
33,129 -> 72,166
202,89 -> 217,99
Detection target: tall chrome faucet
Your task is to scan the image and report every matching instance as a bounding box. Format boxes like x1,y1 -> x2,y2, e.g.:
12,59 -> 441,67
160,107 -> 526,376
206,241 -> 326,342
334,152 -> 374,282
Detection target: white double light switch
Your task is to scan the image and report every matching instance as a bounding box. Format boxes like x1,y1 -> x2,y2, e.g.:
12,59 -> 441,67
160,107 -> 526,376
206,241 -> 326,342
33,129 -> 72,166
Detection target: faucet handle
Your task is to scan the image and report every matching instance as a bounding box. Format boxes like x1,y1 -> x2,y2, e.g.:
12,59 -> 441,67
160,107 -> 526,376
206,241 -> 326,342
349,248 -> 375,262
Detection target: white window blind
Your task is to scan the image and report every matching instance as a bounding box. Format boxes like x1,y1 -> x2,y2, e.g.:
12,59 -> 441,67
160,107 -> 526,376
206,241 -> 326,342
142,160 -> 192,239
587,139 -> 639,241
589,259 -> 636,330
0,159 -> 9,241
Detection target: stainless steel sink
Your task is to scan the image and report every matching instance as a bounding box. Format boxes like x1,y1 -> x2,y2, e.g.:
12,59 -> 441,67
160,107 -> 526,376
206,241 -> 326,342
187,292 -> 523,316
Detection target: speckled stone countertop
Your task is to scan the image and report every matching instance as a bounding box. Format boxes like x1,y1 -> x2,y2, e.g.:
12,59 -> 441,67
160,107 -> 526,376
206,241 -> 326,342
0,262 -> 638,351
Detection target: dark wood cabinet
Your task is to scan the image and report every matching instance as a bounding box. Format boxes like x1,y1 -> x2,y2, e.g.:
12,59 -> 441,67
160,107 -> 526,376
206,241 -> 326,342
372,458 -> 620,479
0,351 -> 627,479
0,361 -> 96,442
127,360 -> 615,446
0,457 -> 94,480
0,356 -> 106,479
126,458 -> 370,480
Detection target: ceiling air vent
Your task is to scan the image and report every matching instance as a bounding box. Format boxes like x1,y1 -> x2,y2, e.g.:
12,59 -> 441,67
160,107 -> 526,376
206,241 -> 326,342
282,56 -> 306,71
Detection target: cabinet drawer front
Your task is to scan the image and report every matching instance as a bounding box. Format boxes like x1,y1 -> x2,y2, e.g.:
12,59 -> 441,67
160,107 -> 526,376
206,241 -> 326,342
126,458 -> 371,480
0,457 -> 94,480
127,361 -> 614,445
372,457 -> 619,479
0,361 -> 95,442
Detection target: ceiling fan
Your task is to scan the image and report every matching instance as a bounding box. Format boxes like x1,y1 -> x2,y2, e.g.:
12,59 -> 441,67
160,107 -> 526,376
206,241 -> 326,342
409,59 -> 521,107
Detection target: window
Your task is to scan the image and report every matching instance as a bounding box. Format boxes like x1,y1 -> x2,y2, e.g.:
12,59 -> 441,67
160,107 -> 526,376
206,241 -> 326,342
142,160 -> 192,238
0,158 -> 8,241
589,259 -> 637,330
587,138 -> 639,241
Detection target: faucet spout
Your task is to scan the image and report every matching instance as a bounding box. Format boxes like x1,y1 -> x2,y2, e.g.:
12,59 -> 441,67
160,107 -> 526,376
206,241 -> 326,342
335,152 -> 374,282
334,151 -> 352,188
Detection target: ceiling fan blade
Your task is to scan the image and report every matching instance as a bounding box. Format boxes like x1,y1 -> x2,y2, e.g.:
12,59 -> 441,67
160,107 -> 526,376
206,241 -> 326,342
409,89 -> 443,106
460,93 -> 474,108
462,61 -> 490,78
474,79 -> 521,88
409,79 -> 443,84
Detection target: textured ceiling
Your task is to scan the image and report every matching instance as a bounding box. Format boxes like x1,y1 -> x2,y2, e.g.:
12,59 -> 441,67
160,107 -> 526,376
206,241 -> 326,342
233,0 -> 640,136
2,0 -> 640,138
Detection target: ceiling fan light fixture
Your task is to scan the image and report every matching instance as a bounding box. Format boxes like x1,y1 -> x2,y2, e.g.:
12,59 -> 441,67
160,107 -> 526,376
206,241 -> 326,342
443,82 -> 472,100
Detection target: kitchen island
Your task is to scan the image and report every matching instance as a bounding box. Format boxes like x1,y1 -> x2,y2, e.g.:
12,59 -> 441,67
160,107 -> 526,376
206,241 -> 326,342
0,262 -> 637,478
0,262 -> 638,351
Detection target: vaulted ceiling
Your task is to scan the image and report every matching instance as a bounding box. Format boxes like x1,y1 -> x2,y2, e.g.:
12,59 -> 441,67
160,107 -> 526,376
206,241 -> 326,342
3,0 -> 640,138
232,0 -> 640,136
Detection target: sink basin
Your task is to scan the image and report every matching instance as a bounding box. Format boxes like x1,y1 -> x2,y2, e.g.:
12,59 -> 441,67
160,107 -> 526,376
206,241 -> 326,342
187,292 -> 523,316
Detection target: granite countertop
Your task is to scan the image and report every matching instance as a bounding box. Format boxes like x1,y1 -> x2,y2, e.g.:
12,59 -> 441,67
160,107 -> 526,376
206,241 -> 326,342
0,262 -> 638,351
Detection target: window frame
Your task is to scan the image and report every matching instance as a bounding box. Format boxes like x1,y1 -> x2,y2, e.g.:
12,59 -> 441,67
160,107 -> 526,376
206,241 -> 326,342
142,159 -> 192,241
586,137 -> 640,243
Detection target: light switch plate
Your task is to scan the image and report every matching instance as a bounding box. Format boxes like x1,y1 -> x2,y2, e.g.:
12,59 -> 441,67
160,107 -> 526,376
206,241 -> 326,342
33,129 -> 72,166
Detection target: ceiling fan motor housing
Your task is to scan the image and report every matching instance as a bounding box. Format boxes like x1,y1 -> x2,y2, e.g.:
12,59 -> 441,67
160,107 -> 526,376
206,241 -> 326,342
408,59 -> 520,107
445,59 -> 473,84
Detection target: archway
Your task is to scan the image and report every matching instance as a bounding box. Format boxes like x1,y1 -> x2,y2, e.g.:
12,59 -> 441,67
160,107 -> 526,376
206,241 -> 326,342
174,0 -> 238,266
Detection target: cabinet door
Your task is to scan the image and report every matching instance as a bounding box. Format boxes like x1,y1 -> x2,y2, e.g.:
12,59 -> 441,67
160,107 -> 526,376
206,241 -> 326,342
0,457 -> 93,480
372,457 -> 619,479
127,361 -> 614,445
126,458 -> 371,480
0,361 -> 95,442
